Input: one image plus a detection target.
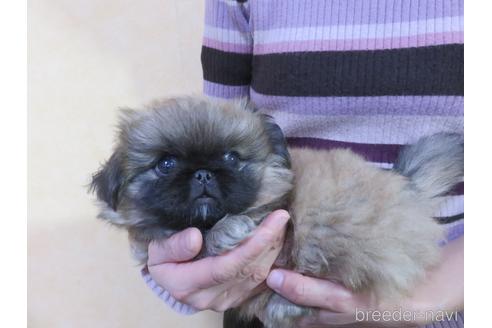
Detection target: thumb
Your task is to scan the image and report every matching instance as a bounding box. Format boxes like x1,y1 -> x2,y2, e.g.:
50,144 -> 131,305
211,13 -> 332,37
147,227 -> 203,266
266,269 -> 354,311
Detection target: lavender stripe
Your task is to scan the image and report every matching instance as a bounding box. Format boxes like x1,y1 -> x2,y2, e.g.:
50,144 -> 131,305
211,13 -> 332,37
204,81 -> 250,99
253,16 -> 463,45
251,92 -> 463,116
266,111 -> 463,145
203,37 -> 252,53
252,0 -> 463,30
204,25 -> 251,45
205,0 -> 250,32
254,32 -> 463,53
435,195 -> 464,217
446,221 -> 464,243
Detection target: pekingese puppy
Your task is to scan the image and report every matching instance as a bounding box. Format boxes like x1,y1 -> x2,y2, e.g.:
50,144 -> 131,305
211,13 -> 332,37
90,96 -> 463,328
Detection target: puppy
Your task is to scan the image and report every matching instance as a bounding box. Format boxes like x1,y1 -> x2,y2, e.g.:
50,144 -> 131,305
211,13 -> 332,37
90,97 -> 293,263
90,96 -> 463,328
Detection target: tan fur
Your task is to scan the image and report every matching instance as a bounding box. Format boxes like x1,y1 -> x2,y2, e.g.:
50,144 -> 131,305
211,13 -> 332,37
239,147 -> 445,327
288,148 -> 443,296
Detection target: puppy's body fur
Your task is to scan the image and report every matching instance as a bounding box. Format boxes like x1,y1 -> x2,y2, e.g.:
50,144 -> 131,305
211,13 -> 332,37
90,97 -> 463,328
240,144 -> 459,327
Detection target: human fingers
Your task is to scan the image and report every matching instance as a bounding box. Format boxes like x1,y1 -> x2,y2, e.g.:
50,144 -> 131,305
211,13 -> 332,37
147,227 -> 202,265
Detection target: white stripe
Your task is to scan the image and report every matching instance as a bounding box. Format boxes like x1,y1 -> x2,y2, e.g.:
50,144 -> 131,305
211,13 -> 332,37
436,195 -> 464,218
370,162 -> 394,169
204,25 -> 252,45
266,111 -> 464,145
254,16 -> 464,44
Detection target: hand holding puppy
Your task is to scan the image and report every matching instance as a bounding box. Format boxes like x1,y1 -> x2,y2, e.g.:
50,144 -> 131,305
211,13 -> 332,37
147,210 -> 289,312
267,237 -> 464,327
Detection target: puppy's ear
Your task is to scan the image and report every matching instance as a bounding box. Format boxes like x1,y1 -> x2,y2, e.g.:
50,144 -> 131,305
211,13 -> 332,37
90,151 -> 125,210
262,114 -> 291,168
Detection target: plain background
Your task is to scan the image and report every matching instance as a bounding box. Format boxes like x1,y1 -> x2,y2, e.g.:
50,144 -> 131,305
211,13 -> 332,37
28,0 -> 223,326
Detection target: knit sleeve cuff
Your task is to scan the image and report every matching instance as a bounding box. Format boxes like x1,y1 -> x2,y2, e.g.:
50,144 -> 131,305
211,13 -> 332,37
140,267 -> 199,315
204,80 -> 250,100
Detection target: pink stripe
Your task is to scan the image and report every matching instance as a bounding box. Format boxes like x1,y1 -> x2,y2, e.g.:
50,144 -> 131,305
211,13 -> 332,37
203,37 -> 252,54
254,32 -> 463,54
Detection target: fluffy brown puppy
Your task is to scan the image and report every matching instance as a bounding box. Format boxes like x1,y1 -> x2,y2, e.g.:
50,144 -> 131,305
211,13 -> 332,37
90,97 -> 463,328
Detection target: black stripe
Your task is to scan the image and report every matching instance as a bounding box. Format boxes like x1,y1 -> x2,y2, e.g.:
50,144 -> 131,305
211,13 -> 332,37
251,44 -> 463,96
201,46 -> 252,86
435,213 -> 464,224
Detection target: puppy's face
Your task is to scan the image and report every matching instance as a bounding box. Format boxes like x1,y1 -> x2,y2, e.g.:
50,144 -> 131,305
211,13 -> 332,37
91,97 -> 290,232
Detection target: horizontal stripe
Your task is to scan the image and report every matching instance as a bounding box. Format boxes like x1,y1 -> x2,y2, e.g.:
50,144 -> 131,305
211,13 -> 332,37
251,92 -> 463,116
251,44 -> 463,96
254,16 -> 463,44
436,213 -> 464,224
252,0 -> 463,30
254,31 -> 463,54
436,195 -> 464,216
203,80 -> 250,99
203,37 -> 251,54
288,137 -> 401,163
201,46 -> 252,86
204,25 -> 251,46
267,111 -> 463,145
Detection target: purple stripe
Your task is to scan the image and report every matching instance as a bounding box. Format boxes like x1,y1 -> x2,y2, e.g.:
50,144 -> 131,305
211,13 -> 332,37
252,0 -> 463,30
203,37 -> 251,53
288,137 -> 402,163
448,182 -> 464,196
254,32 -> 463,54
205,0 -> 250,32
250,91 -> 464,116
204,81 -> 250,99
445,221 -> 464,243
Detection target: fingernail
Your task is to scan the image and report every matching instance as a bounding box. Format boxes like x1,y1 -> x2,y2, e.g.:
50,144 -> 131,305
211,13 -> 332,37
186,229 -> 200,252
267,270 -> 284,289
273,211 -> 290,227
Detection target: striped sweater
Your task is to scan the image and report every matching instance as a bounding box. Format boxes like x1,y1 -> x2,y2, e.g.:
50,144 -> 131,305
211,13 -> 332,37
201,0 -> 463,239
143,0 -> 464,325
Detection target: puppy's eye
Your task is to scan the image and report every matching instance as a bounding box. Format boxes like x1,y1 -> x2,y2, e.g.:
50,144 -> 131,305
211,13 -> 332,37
155,156 -> 177,176
223,151 -> 240,165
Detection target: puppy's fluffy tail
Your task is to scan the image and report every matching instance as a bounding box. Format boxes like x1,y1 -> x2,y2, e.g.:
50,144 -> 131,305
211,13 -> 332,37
393,133 -> 464,199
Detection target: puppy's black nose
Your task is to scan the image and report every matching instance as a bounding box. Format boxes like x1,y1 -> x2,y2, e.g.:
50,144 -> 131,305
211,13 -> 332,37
194,169 -> 213,185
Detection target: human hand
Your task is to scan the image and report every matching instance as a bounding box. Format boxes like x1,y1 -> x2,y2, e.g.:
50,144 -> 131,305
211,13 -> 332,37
147,210 -> 290,312
266,236 -> 464,327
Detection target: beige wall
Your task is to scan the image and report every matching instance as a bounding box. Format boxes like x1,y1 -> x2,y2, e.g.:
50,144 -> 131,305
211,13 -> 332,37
28,1 -> 222,327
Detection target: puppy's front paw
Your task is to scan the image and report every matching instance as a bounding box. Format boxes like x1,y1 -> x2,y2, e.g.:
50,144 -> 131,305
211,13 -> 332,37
262,293 -> 311,328
205,215 -> 256,256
